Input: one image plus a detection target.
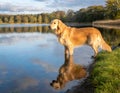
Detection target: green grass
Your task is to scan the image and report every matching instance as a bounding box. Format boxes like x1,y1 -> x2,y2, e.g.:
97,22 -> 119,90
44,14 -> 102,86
90,48 -> 120,93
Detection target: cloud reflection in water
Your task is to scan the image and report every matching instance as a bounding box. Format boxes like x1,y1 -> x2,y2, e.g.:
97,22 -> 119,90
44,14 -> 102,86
0,32 -> 93,93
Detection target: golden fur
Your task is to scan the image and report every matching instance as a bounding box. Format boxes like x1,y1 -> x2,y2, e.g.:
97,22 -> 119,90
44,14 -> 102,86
50,19 -> 112,57
50,55 -> 86,89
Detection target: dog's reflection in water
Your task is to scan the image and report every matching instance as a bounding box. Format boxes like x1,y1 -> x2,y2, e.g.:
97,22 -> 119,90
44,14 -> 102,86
50,55 -> 87,89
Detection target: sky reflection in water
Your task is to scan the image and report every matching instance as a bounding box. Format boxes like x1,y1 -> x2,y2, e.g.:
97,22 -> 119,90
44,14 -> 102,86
0,32 -> 93,93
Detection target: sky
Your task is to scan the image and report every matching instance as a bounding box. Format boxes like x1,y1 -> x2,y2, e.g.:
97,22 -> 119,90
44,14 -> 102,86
0,0 -> 106,14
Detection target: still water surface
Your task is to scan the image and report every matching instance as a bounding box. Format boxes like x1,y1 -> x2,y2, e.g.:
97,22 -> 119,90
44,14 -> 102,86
0,24 -> 119,93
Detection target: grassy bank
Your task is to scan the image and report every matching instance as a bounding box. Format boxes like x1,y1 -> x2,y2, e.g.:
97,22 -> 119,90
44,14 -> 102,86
90,48 -> 120,93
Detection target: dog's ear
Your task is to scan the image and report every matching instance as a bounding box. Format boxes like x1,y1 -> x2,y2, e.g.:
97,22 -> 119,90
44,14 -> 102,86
58,20 -> 66,32
58,20 -> 62,28
55,19 -> 66,35
57,20 -> 64,32
57,20 -> 61,30
55,20 -> 61,35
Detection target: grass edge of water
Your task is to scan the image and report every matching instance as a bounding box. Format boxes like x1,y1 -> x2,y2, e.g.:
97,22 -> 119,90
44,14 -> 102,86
90,48 -> 120,93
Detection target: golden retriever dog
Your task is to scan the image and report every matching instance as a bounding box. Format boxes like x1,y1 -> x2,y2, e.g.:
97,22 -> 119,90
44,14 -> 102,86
50,19 -> 112,57
50,55 -> 86,89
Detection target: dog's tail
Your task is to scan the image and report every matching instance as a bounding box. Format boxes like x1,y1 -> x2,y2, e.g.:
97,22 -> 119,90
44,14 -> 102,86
101,38 -> 112,52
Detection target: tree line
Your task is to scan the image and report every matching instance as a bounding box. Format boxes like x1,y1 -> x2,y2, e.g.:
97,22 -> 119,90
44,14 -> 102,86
0,0 -> 119,24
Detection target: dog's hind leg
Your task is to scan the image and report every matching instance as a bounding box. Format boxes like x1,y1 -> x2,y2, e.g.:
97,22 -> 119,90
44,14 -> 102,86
90,38 -> 99,58
91,44 -> 98,58
88,34 -> 100,58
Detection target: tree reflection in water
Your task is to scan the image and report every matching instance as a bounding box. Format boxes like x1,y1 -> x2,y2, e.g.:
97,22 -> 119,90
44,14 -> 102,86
0,24 -> 119,47
0,25 -> 50,33
50,55 -> 87,89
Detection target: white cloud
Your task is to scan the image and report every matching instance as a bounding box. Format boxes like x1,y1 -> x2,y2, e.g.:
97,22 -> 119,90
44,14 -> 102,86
32,58 -> 58,73
48,0 -> 105,9
0,3 -> 46,14
15,77 -> 39,90
0,0 -> 106,14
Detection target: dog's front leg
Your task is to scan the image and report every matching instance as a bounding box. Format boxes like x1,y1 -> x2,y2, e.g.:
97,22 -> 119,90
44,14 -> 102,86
64,46 -> 69,55
68,46 -> 74,56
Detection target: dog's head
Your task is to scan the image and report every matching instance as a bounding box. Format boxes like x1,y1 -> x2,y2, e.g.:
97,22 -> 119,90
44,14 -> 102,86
50,19 -> 66,35
50,19 -> 59,31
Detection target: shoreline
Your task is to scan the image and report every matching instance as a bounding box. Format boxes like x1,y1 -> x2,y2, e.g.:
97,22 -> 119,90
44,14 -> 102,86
93,19 -> 120,25
67,46 -> 120,93
93,19 -> 120,29
66,59 -> 95,93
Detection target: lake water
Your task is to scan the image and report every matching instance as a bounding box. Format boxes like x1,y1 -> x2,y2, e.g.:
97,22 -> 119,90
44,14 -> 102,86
0,24 -> 119,93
